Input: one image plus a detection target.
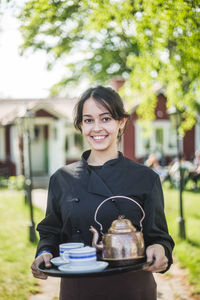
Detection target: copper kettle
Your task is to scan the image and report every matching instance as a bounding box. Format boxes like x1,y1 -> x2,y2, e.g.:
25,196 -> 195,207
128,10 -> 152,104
90,196 -> 146,266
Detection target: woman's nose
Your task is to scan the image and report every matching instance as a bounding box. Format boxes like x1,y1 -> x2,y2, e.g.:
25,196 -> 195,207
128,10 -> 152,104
93,120 -> 102,131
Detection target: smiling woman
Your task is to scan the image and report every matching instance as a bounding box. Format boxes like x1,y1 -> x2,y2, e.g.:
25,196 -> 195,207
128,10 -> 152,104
31,86 -> 174,300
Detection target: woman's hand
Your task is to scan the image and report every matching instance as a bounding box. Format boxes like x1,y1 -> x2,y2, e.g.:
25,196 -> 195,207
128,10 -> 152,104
31,252 -> 53,280
145,244 -> 168,273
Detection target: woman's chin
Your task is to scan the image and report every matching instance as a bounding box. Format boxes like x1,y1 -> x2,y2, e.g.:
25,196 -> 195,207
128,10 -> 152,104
88,139 -> 108,151
90,145 -> 108,151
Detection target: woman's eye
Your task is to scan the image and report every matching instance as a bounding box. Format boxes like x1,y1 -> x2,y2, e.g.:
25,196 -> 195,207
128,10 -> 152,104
102,117 -> 111,122
84,119 -> 93,123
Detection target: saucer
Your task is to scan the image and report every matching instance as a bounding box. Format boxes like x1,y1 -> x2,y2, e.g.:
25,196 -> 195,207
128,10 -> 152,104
58,261 -> 108,274
51,256 -> 69,267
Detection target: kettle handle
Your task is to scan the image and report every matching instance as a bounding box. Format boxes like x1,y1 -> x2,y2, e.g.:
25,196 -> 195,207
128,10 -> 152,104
94,195 -> 145,234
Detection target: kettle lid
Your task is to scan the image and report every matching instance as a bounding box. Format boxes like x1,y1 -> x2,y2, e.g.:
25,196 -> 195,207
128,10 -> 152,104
108,215 -> 136,233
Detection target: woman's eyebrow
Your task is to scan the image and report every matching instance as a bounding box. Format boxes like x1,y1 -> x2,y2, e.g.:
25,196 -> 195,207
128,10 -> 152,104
99,112 -> 111,116
82,114 -> 92,117
82,112 -> 111,117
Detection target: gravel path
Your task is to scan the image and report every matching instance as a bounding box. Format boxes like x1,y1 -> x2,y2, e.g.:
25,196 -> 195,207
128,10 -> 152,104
30,189 -> 199,300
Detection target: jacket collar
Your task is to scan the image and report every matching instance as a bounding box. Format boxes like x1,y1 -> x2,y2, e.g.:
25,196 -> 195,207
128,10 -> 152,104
81,150 -> 124,168
80,150 -> 124,197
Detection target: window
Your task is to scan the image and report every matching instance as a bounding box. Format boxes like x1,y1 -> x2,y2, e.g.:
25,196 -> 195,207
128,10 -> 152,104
34,126 -> 40,140
155,128 -> 163,146
135,120 -> 178,158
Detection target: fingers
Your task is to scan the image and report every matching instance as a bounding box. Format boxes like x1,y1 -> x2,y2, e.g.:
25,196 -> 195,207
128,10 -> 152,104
31,253 -> 53,280
31,266 -> 48,280
31,260 -> 47,280
144,244 -> 168,273
43,253 -> 53,268
146,259 -> 168,273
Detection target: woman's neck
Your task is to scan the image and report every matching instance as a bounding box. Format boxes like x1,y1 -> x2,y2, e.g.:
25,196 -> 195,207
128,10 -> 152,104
87,150 -> 119,166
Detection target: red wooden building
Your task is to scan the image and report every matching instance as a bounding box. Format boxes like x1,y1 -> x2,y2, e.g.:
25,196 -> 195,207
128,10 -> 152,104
110,79 -> 199,165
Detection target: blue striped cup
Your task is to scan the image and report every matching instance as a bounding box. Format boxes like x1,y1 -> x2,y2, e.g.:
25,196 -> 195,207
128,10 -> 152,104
59,242 -> 84,261
68,246 -> 97,266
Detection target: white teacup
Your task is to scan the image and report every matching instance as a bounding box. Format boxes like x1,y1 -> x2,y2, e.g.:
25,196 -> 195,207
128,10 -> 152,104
59,242 -> 84,260
68,246 -> 97,266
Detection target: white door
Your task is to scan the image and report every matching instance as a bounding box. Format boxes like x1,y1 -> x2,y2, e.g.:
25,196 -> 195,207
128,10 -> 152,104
30,125 -> 46,175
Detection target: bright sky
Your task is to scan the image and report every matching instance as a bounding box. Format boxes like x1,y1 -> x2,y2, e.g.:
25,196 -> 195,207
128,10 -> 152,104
0,2 -> 70,99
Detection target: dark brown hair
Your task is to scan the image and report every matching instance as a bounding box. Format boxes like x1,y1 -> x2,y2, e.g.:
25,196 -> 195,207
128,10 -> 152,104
74,86 -> 129,138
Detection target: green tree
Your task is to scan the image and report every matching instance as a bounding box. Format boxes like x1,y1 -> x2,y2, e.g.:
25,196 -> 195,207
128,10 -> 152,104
19,0 -> 134,93
19,0 -> 200,131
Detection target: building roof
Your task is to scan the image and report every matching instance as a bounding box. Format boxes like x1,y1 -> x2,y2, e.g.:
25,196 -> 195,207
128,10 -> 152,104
0,97 -> 78,126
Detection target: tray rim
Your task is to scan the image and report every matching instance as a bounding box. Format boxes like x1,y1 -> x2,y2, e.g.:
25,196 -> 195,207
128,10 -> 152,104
38,258 -> 153,278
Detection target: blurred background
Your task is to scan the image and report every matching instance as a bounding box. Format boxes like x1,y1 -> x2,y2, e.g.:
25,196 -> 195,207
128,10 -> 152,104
0,0 -> 200,299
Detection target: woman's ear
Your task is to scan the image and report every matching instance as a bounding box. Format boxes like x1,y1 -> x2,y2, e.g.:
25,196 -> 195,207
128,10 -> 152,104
119,118 -> 128,130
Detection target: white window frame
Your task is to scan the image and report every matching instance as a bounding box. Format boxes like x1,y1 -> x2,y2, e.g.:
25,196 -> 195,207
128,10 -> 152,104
135,120 -> 179,158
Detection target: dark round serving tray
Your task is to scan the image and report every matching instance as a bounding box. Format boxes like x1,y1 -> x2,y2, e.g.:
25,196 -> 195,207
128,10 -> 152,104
38,258 -> 153,278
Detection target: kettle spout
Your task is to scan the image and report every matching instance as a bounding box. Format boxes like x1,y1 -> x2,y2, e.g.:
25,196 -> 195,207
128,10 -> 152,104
89,226 -> 103,251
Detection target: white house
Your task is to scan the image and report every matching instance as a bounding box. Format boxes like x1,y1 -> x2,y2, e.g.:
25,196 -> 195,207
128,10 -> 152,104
0,97 -> 87,184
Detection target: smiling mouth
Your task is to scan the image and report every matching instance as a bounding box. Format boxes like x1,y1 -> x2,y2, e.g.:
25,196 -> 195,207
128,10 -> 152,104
92,135 -> 107,141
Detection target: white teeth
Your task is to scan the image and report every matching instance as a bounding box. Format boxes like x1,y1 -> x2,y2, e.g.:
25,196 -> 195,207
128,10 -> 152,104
93,136 -> 105,140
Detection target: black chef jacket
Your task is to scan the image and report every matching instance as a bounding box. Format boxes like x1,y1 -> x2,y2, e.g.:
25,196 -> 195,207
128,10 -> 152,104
36,150 -> 174,271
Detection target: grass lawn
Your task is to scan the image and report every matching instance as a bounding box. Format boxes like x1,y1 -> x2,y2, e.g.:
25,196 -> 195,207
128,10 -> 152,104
0,189 -> 44,300
163,184 -> 200,295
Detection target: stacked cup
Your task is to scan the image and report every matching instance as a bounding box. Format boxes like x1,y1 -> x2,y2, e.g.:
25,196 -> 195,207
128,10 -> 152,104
68,246 -> 97,266
51,242 -> 100,272
59,242 -> 84,261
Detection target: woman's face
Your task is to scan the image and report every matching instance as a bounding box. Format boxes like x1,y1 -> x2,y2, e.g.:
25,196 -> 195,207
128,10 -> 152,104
81,97 -> 126,154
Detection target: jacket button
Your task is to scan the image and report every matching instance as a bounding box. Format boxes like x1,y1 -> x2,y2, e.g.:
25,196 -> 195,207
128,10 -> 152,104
74,198 -> 80,203
76,229 -> 81,233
